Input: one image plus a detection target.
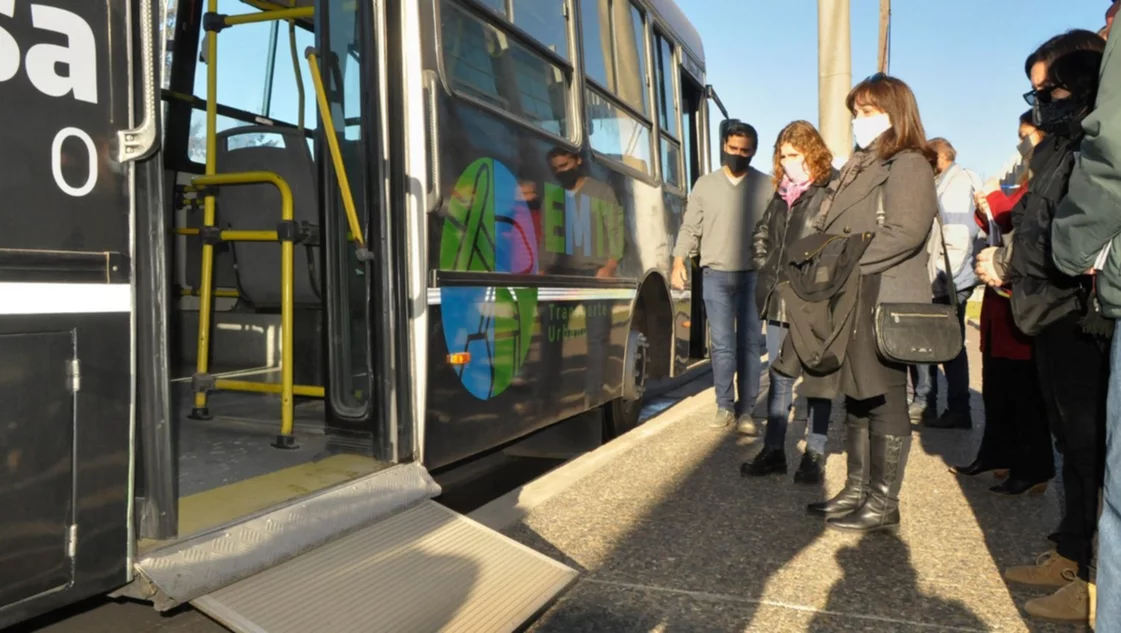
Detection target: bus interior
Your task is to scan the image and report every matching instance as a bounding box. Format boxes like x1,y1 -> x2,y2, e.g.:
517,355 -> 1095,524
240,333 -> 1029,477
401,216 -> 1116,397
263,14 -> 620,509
141,0 -> 397,547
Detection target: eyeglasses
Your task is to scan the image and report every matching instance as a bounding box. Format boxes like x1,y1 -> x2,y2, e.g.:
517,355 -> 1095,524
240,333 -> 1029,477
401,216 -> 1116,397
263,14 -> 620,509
865,72 -> 887,83
1023,86 -> 1056,106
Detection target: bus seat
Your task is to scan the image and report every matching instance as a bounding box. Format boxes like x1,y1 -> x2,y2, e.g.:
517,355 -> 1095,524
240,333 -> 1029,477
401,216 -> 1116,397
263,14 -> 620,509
215,126 -> 321,309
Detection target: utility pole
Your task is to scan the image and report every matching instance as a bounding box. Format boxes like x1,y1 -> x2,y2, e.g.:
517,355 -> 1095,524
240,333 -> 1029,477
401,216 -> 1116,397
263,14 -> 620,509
878,0 -> 891,74
818,0 -> 852,165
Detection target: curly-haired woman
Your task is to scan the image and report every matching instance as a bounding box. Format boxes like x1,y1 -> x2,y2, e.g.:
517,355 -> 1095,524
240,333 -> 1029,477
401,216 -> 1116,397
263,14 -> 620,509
740,121 -> 837,484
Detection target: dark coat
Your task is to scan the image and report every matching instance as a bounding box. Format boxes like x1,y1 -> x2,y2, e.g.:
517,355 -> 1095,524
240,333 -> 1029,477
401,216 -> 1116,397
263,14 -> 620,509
773,232 -> 874,399
817,148 -> 940,401
752,180 -> 833,323
1003,134 -> 1090,336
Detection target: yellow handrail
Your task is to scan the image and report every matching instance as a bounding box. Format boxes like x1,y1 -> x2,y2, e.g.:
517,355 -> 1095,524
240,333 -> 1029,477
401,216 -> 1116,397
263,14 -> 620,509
223,6 -> 313,26
305,49 -> 366,250
191,170 -> 300,446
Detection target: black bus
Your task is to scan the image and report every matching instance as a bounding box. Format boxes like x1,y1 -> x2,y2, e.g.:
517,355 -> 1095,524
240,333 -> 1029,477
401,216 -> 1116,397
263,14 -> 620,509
0,0 -> 721,629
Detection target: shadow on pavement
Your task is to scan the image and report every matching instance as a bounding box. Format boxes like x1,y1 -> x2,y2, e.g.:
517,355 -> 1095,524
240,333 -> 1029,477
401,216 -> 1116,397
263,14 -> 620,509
914,324 -> 1077,632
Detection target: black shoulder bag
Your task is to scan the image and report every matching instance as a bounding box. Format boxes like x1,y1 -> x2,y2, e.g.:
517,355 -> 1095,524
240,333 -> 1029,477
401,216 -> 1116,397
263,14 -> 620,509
871,190 -> 965,365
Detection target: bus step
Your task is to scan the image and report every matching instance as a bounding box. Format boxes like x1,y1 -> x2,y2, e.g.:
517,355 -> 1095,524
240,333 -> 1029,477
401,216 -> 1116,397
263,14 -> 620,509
190,500 -> 577,632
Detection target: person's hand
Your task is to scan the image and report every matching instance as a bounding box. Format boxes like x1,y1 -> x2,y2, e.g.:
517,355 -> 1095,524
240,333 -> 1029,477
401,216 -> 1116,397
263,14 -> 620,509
975,248 -> 1004,287
671,263 -> 688,290
974,191 -> 991,216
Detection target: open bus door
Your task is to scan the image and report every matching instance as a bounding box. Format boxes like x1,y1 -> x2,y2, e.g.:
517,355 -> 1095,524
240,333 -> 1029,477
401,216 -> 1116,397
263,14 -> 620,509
0,0 -> 158,627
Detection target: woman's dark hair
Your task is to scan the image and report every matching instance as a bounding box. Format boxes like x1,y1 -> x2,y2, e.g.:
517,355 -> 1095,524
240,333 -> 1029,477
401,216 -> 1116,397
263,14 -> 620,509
845,73 -> 936,167
1019,110 -> 1034,126
1048,48 -> 1105,106
1024,29 -> 1105,78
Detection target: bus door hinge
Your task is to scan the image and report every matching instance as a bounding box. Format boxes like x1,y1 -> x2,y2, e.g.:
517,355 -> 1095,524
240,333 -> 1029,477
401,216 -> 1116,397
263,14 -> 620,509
67,359 -> 81,394
67,524 -> 78,558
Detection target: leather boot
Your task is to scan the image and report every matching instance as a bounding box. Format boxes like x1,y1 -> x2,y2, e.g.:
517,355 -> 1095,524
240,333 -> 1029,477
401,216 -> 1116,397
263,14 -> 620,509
827,433 -> 912,534
807,418 -> 869,517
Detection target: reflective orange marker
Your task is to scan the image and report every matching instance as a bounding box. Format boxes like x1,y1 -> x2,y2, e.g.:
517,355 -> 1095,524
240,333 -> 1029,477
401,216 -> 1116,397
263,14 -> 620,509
447,352 -> 471,366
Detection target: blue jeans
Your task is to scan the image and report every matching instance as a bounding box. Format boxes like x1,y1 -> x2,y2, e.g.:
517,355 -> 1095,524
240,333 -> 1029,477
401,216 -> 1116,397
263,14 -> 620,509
911,292 -> 971,413
764,321 -> 832,451
1098,320 -> 1121,628
702,268 -> 761,414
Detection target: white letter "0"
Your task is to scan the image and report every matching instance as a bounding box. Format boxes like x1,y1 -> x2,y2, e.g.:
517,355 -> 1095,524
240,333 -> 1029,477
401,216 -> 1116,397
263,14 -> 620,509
52,127 -> 98,197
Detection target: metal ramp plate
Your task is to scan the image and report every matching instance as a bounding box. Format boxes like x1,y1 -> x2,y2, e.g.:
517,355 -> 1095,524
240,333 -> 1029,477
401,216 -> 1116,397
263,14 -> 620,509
191,500 -> 577,633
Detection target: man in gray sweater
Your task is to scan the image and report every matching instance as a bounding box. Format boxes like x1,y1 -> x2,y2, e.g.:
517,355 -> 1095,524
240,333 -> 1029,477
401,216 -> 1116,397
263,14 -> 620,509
671,120 -> 773,430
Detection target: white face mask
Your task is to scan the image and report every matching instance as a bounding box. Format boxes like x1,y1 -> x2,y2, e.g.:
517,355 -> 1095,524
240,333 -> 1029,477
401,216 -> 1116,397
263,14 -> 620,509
852,113 -> 892,149
782,158 -> 811,184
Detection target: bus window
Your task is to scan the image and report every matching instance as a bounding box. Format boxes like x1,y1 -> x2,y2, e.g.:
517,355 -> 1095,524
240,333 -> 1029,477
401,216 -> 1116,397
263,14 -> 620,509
510,1 -> 568,58
585,89 -> 652,172
441,0 -> 572,138
579,0 -> 648,116
186,0 -> 317,164
654,30 -> 682,189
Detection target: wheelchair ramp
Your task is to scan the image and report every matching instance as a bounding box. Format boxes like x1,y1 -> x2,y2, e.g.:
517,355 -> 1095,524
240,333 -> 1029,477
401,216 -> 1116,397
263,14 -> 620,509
191,500 -> 577,633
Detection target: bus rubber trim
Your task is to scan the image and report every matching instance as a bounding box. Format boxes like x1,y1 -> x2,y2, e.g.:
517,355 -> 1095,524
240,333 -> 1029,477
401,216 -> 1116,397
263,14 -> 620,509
200,226 -> 223,245
202,12 -> 228,33
276,220 -> 301,243
272,434 -> 299,450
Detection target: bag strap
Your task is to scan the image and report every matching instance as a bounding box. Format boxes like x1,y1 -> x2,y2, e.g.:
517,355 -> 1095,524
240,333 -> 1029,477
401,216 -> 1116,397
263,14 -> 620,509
875,189 -> 960,312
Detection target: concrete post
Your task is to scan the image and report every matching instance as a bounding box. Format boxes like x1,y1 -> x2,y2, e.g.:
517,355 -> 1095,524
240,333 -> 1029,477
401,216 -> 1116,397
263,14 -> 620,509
818,0 -> 852,166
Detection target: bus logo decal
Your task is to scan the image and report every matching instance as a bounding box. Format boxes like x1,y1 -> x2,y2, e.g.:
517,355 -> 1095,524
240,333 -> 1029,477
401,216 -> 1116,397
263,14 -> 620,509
439,157 -> 538,400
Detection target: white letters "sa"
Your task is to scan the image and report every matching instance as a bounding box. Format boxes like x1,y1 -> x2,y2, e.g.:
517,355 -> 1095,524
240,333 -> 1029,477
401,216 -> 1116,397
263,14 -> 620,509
0,0 -> 98,104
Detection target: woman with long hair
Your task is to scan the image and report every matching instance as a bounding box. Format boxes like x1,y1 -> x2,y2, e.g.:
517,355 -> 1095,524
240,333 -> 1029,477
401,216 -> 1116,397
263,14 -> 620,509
975,31 -> 1107,623
804,74 -> 940,534
951,111 -> 1055,497
741,121 -> 836,484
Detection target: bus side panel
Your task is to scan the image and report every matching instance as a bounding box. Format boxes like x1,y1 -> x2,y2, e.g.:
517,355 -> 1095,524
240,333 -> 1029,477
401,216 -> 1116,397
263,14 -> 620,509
0,314 -> 131,628
421,103 -> 666,468
0,0 -> 134,626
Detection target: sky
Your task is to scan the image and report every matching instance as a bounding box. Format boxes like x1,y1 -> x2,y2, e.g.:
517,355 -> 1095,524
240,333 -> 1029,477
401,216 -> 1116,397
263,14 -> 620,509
683,0 -> 1111,180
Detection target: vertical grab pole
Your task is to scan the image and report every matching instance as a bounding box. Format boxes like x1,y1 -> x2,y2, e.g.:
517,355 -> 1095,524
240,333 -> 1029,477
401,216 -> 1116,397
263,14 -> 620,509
276,179 -> 297,448
190,0 -> 222,420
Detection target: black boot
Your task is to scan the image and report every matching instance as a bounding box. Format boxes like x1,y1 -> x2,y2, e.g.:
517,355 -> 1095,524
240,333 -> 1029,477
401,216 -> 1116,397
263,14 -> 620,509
741,447 -> 787,476
807,419 -> 869,517
793,450 -> 825,485
827,433 -> 912,534
949,455 -> 1009,477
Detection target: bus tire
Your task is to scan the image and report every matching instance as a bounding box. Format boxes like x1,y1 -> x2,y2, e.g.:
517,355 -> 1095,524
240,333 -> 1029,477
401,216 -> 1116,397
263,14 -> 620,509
604,327 -> 648,441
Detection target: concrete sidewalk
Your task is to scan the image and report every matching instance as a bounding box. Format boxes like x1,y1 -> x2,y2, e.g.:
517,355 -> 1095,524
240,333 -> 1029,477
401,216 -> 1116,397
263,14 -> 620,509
497,328 -> 1079,632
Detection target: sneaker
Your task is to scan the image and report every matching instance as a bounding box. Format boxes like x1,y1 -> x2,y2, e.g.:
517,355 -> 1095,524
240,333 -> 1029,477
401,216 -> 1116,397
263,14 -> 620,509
908,402 -> 935,424
1005,550 -> 1080,588
710,409 -> 735,429
1024,571 -> 1090,623
735,414 -> 759,435
923,410 -> 972,430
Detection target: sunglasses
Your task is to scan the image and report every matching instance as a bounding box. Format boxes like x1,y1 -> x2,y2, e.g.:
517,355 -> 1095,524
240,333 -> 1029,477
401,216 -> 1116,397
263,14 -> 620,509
1023,86 -> 1057,106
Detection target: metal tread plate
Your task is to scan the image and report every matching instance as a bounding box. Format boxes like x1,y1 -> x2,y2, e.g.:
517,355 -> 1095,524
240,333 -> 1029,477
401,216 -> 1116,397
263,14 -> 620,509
192,500 -> 577,633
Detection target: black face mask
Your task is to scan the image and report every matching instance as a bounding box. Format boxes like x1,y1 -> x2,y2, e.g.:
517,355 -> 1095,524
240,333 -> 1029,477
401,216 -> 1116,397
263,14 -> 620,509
722,152 -> 751,174
525,198 -> 542,212
1033,98 -> 1086,135
555,168 -> 581,190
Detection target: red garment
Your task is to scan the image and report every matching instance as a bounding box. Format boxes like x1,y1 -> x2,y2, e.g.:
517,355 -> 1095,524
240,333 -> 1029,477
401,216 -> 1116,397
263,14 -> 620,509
977,187 -> 1033,360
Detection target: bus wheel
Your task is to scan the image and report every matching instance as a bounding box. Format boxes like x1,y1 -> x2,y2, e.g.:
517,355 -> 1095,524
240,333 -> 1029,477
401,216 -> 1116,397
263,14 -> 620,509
604,328 -> 648,440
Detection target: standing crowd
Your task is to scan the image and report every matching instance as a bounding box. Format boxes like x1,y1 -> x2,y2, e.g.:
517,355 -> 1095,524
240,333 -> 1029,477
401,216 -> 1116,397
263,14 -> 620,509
671,3 -> 1121,628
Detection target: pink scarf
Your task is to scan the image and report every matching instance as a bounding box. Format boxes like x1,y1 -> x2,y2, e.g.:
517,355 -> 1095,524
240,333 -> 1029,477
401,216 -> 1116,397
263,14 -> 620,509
778,175 -> 813,209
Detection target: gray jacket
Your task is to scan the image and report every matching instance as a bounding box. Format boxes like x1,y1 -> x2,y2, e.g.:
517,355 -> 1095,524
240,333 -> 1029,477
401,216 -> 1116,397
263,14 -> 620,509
817,148 -> 939,400
819,149 -> 938,304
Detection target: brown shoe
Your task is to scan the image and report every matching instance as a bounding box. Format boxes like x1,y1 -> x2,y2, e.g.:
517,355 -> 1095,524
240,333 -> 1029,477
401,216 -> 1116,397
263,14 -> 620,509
1004,550 -> 1079,588
1024,573 -> 1090,623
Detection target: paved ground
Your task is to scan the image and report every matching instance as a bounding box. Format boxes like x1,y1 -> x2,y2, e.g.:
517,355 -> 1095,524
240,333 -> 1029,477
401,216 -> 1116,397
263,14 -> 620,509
507,325 -> 1082,632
